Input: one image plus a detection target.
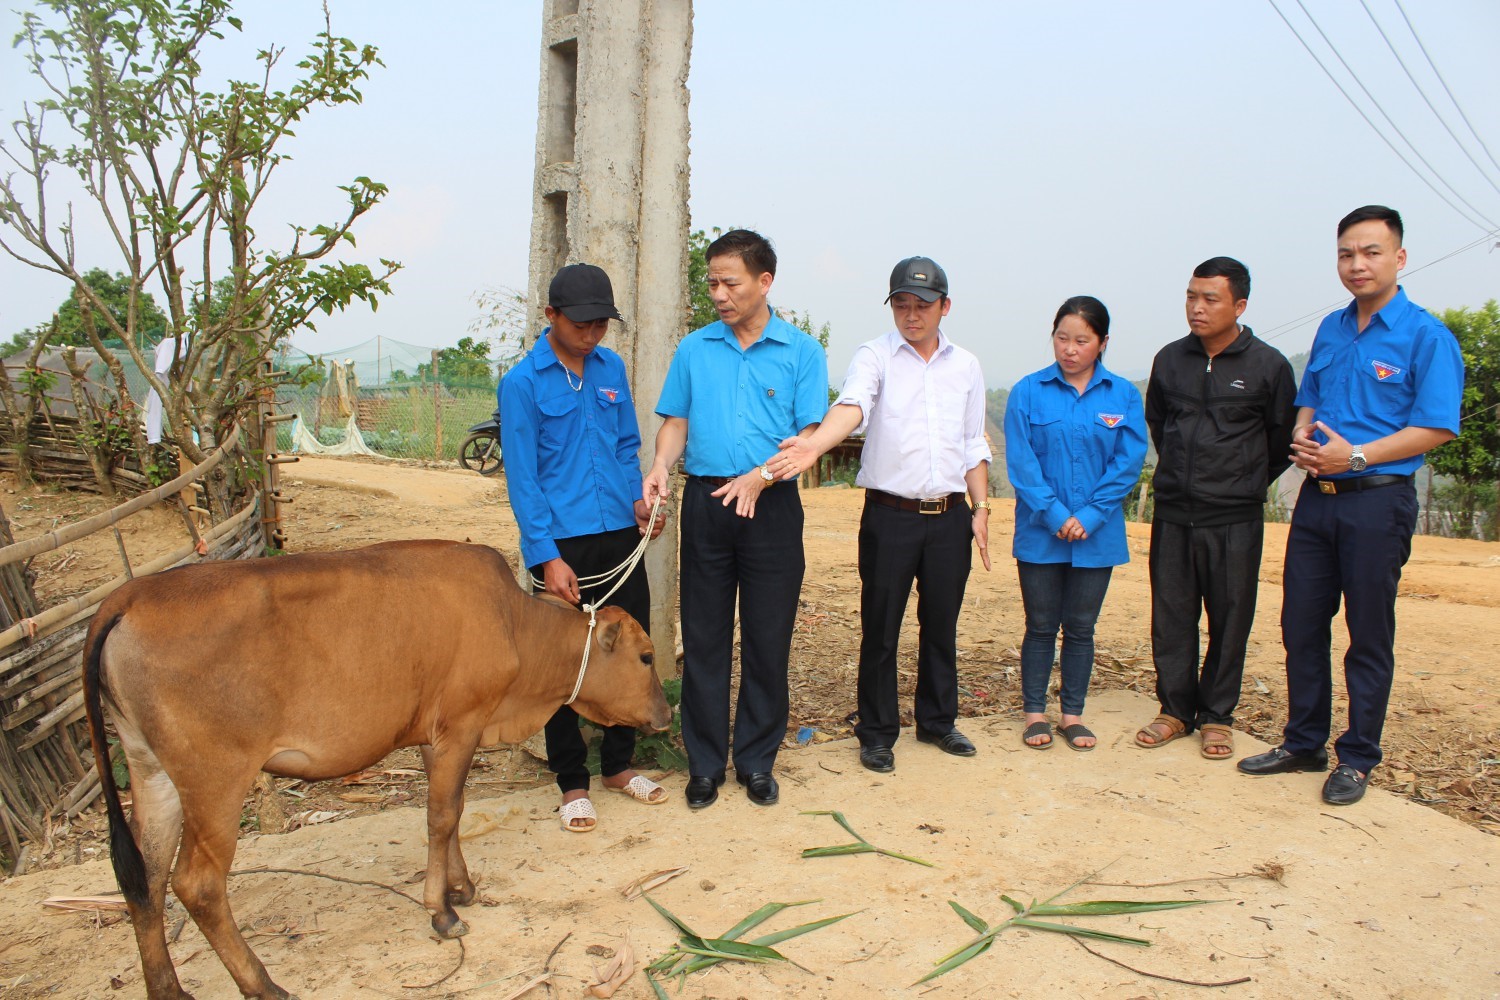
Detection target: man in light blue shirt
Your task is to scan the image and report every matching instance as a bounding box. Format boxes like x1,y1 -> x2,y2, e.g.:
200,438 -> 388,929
644,230 -> 828,809
500,263 -> 668,832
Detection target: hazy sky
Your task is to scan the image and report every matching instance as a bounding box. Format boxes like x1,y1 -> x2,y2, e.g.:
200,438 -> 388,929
2,1 -> 1498,387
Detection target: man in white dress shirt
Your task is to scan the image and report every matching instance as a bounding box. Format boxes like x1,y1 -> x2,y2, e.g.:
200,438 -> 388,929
767,256 -> 992,772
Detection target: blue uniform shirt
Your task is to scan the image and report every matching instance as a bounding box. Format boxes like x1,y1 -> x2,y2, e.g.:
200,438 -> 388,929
1296,287 -> 1464,478
499,332 -> 643,569
1005,361 -> 1147,568
654,307 -> 829,475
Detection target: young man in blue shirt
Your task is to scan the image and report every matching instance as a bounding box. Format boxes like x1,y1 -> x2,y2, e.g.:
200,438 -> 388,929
1238,206 -> 1464,805
643,230 -> 828,809
499,263 -> 668,832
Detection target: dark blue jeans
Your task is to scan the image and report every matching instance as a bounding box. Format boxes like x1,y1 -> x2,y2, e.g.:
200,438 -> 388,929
1016,561 -> 1114,717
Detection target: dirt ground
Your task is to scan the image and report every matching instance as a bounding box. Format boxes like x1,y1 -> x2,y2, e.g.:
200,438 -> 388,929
1,457 -> 1497,998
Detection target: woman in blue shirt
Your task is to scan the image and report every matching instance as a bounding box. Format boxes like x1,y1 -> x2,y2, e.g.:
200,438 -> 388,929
1004,296 -> 1146,751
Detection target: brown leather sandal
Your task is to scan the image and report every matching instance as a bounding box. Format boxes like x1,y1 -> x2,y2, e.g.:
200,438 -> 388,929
1134,714 -> 1186,748
1199,723 -> 1234,760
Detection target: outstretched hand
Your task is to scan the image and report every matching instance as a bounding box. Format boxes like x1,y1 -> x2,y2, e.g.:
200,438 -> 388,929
767,436 -> 819,481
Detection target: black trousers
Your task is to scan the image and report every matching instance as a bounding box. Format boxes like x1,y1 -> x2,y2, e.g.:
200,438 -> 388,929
1280,477 -> 1417,774
854,497 -> 971,747
678,477 -> 804,778
1149,518 -> 1263,730
530,525 -> 651,794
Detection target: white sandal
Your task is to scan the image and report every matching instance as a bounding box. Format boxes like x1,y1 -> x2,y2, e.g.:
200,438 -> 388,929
559,796 -> 598,832
608,774 -> 668,805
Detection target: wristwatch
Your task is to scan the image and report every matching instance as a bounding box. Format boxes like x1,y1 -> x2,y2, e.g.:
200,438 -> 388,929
1348,445 -> 1367,473
759,464 -> 775,482
972,499 -> 992,512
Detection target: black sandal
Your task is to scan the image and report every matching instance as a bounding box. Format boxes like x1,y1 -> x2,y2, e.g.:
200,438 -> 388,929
1022,720 -> 1053,749
1056,723 -> 1096,751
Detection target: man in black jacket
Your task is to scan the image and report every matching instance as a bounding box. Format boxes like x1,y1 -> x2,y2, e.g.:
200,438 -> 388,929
1135,257 -> 1298,759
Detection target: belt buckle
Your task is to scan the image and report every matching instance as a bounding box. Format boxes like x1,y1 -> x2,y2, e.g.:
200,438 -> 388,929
918,497 -> 947,515
1318,480 -> 1337,495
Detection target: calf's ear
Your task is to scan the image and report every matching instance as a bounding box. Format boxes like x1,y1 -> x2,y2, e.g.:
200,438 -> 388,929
595,620 -> 622,652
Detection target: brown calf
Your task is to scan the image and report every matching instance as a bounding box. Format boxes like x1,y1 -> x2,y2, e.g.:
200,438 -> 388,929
82,539 -> 670,1000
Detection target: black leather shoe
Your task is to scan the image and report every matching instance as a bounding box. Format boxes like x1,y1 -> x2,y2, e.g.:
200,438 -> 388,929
685,775 -> 722,809
916,727 -> 977,757
1236,746 -> 1329,775
1322,764 -> 1370,805
859,745 -> 895,773
736,771 -> 779,806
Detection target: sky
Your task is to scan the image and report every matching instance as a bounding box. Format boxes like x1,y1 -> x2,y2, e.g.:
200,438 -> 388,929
1,1 -> 1498,388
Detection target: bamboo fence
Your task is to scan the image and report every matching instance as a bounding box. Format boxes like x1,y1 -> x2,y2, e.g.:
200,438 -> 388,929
0,428 -> 264,873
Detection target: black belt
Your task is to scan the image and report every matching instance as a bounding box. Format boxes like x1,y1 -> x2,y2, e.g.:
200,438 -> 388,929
1313,473 -> 1412,495
866,489 -> 968,514
690,474 -> 781,489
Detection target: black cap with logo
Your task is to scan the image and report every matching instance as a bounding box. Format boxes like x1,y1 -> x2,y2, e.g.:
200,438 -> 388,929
884,256 -> 948,303
548,263 -> 623,323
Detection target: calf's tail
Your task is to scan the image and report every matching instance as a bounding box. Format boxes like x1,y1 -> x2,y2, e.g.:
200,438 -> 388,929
83,611 -> 149,907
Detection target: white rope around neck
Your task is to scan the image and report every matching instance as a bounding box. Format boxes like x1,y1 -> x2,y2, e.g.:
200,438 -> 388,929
539,498 -> 665,705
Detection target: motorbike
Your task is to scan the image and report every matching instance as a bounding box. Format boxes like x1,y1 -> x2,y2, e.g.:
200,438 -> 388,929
458,412 -> 503,475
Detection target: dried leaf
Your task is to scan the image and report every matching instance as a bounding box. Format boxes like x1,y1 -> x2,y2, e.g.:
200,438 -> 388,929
337,792 -> 385,803
41,895 -> 128,913
621,866 -> 689,901
585,935 -> 635,997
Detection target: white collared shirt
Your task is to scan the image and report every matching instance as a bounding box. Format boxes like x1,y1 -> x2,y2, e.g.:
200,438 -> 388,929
834,330 -> 992,499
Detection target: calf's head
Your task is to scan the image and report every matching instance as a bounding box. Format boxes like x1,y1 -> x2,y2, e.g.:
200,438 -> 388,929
572,607 -> 672,732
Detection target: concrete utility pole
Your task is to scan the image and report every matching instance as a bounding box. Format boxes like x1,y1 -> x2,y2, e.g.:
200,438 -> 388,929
526,0 -> 692,676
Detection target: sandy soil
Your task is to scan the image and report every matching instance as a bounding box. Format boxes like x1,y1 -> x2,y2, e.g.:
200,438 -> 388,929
1,457 -> 1497,999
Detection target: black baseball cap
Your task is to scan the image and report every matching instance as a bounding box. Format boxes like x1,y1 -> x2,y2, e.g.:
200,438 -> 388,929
885,256 -> 948,303
549,263 -> 622,323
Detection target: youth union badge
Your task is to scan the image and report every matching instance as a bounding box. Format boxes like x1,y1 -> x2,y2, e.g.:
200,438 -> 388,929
1371,360 -> 1402,381
598,387 -> 619,402
1098,413 -> 1123,428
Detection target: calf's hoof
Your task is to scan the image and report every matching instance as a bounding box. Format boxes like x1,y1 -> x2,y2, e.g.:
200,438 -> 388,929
431,911 -> 470,939
447,881 -> 477,907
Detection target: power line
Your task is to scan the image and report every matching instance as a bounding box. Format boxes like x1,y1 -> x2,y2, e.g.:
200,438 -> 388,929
1258,226 -> 1499,344
1394,0 -> 1500,179
1266,0 -> 1489,231
1359,0 -> 1500,199
1288,0 -> 1499,230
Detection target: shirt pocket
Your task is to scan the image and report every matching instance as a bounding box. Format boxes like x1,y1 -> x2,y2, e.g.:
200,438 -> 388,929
748,367 -> 794,430
1027,410 -> 1063,459
536,391 -> 581,451
594,387 -> 625,434
1354,350 -> 1413,416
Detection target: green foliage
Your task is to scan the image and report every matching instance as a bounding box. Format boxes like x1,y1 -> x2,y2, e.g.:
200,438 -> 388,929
917,872 -> 1218,985
4,268 -> 169,355
633,677 -> 686,770
686,228 -> 720,331
580,675 -> 686,773
1429,302 -> 1500,485
414,336 -> 499,391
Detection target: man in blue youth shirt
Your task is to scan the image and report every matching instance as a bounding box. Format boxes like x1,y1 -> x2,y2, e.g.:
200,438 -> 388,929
500,263 -> 669,833
1238,206 -> 1463,805
643,230 -> 828,809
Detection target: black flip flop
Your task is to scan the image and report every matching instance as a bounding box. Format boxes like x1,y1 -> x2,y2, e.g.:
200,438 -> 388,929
1022,720 -> 1053,749
1056,723 -> 1096,752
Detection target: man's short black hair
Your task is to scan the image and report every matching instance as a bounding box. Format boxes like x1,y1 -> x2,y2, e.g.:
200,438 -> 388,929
705,229 -> 777,278
1337,205 -> 1404,244
1192,256 -> 1251,302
